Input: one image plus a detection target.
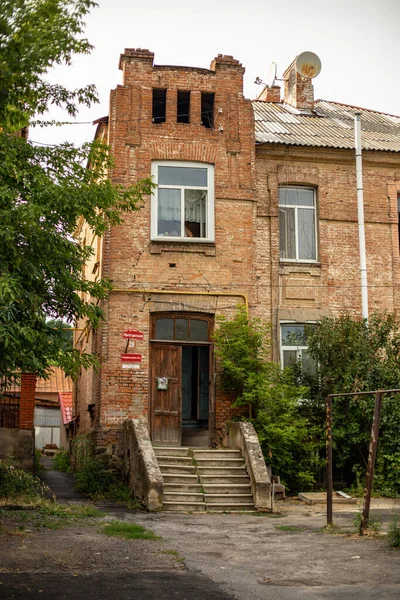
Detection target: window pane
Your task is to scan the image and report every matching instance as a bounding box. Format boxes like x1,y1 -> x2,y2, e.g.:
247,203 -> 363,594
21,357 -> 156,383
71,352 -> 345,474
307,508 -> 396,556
190,319 -> 209,341
158,188 -> 181,237
176,319 -> 189,340
282,350 -> 298,368
185,190 -> 207,238
301,349 -> 318,375
158,166 -> 207,187
155,318 -> 174,339
279,207 -> 296,259
298,208 -> 316,260
279,187 -> 314,207
281,325 -> 307,345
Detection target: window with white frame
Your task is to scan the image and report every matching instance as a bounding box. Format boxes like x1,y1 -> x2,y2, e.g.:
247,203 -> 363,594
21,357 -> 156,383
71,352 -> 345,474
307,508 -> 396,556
279,187 -> 317,261
151,161 -> 214,241
280,323 -> 317,374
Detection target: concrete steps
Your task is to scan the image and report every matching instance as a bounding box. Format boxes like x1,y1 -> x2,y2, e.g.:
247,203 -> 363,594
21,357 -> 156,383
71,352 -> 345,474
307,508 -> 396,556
153,446 -> 256,513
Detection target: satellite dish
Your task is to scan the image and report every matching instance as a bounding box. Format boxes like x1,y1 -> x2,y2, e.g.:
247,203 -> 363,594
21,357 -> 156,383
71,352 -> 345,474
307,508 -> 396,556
295,51 -> 322,79
266,62 -> 277,87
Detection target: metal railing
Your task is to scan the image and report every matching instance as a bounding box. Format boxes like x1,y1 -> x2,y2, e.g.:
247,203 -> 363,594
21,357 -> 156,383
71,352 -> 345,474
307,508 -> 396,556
0,378 -> 20,428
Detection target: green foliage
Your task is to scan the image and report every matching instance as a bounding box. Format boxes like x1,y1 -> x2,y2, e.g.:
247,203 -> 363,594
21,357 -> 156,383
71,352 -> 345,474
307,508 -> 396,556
98,521 -> 160,540
72,436 -> 136,505
388,516 -> 400,547
0,0 -> 155,379
213,307 -> 322,491
53,450 -> 71,473
0,460 -> 50,499
304,313 -> 400,497
0,0 -> 97,133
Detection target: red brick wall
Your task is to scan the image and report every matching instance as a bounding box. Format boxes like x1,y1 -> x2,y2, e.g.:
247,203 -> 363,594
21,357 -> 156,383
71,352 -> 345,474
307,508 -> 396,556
74,50 -> 256,445
254,144 -> 400,359
19,373 -> 36,429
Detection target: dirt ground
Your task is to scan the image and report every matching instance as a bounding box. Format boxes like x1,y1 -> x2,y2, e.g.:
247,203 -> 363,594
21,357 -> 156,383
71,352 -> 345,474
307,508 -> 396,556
1,496 -> 399,600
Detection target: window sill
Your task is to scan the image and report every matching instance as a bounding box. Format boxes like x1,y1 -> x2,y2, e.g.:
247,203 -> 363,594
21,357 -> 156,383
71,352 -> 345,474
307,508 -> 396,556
280,260 -> 321,268
150,240 -> 216,256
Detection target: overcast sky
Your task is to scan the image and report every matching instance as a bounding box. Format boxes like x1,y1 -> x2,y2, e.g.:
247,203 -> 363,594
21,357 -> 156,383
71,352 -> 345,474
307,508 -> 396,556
31,0 -> 400,147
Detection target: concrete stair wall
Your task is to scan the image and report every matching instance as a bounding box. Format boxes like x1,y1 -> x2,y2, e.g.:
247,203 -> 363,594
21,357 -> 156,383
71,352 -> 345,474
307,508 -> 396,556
153,446 -> 256,513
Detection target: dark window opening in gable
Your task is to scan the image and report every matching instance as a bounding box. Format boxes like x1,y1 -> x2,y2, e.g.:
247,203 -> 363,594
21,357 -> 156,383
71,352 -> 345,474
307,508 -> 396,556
152,89 -> 166,124
201,92 -> 214,129
177,91 -> 190,124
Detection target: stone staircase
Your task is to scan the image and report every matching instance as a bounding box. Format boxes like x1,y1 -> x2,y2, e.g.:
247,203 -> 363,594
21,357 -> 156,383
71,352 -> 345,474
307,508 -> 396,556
153,447 -> 255,512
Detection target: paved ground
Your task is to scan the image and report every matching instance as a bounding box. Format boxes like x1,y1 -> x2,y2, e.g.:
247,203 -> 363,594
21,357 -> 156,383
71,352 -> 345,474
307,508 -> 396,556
131,499 -> 400,600
1,460 -> 399,599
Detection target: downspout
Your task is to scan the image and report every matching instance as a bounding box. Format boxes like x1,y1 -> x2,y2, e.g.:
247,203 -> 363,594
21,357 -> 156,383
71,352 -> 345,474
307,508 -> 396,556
355,113 -> 369,321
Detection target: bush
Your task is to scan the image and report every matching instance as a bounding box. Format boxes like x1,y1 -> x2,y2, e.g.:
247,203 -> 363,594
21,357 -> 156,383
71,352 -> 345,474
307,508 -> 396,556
53,450 -> 71,473
304,313 -> 400,496
0,460 -> 49,500
213,307 -> 321,492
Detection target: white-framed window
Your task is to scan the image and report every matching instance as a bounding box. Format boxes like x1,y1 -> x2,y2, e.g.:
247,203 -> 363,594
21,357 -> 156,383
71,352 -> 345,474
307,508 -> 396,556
151,161 -> 215,242
280,323 -> 317,375
279,187 -> 317,262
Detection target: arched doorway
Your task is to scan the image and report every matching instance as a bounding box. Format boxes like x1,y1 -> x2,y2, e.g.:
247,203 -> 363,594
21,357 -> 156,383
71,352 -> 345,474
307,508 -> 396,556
150,313 -> 214,446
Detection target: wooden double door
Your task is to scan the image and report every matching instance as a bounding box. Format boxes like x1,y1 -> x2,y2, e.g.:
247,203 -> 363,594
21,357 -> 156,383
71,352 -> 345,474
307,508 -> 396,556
151,342 -> 211,446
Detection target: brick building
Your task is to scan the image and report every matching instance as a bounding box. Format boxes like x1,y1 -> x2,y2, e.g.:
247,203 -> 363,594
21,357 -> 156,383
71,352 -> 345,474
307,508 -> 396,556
74,49 -> 400,453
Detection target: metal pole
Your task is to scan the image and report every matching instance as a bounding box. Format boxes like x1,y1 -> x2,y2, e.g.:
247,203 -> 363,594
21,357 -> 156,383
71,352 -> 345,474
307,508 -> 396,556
354,113 -> 369,321
326,395 -> 333,526
359,392 -> 383,535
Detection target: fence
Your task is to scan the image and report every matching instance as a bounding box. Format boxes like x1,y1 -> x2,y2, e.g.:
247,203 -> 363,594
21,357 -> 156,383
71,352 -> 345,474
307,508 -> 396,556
0,378 -> 20,428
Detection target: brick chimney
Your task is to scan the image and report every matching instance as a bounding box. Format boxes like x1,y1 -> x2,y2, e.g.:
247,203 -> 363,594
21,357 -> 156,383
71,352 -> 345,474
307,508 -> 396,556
283,58 -> 314,111
257,85 -> 281,103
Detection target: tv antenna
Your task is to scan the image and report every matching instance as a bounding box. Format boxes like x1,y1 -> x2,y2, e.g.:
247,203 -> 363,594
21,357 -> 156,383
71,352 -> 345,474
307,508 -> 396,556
295,51 -> 322,79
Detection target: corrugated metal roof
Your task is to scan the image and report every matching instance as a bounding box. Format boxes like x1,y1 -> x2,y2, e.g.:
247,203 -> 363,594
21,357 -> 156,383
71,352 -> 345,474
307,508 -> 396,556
36,368 -> 72,394
252,100 -> 400,152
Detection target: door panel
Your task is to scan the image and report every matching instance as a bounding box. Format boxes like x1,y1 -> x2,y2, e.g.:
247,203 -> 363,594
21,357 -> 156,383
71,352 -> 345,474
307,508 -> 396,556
182,346 -> 192,421
151,344 -> 182,446
198,346 -> 209,420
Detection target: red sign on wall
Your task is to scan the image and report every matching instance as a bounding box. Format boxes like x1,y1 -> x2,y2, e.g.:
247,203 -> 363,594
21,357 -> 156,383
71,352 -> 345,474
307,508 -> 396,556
121,353 -> 142,363
122,329 -> 144,340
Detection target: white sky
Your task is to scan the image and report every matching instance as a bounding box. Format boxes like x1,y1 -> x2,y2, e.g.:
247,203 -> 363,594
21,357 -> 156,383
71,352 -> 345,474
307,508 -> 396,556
31,0 -> 400,147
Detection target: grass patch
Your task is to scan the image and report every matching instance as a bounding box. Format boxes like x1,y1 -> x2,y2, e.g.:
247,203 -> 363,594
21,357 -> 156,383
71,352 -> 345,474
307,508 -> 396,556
0,501 -> 104,534
275,525 -> 306,532
388,516 -> 400,548
98,521 -> 160,540
162,549 -> 185,563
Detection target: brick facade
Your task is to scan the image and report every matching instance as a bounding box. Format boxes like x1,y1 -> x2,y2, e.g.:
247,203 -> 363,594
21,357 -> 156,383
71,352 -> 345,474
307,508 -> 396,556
74,50 -> 400,452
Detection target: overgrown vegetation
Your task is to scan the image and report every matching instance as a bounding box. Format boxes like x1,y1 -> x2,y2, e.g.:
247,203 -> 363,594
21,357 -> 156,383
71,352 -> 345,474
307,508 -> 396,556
214,309 -> 400,497
0,502 -> 104,535
213,307 -> 322,492
302,313 -> 400,497
0,460 -> 50,500
98,521 -> 160,540
388,516 -> 400,548
53,450 -> 71,473
72,434 -> 138,506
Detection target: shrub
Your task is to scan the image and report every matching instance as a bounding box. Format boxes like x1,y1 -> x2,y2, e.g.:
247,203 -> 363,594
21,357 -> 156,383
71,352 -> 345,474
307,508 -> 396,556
213,307 -> 321,492
0,460 -> 49,500
53,450 -> 71,473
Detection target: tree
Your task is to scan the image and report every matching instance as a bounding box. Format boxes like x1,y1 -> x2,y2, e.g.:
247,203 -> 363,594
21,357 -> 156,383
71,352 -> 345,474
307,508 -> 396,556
213,307 -> 322,491
304,313 -> 400,496
0,0 -> 154,379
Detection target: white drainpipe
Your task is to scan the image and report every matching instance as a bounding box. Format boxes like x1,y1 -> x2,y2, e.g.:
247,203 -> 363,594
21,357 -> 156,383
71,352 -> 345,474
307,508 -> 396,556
355,112 -> 369,321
